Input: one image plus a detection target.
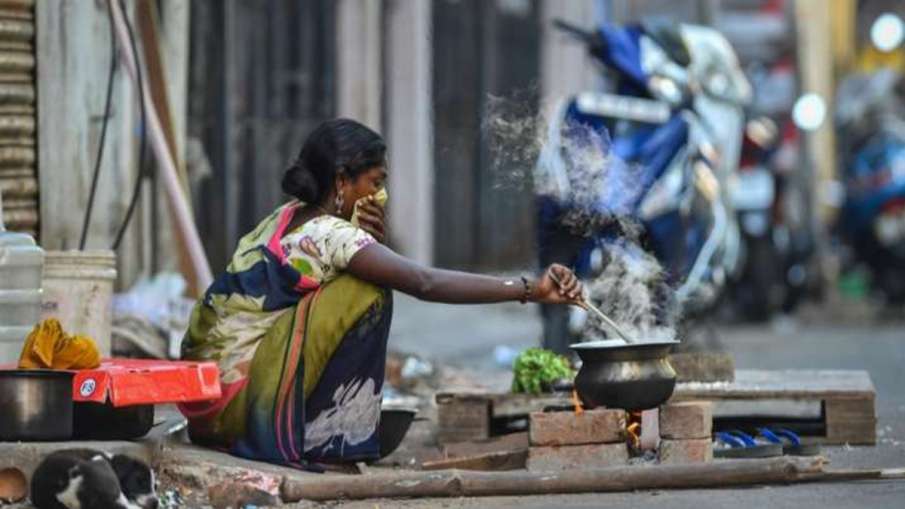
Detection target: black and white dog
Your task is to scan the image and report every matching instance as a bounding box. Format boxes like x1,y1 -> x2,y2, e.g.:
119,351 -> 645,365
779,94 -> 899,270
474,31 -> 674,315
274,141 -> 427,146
30,449 -> 158,509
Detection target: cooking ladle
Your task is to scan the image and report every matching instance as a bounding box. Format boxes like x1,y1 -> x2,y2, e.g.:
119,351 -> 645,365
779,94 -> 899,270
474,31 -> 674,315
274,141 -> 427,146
548,273 -> 635,344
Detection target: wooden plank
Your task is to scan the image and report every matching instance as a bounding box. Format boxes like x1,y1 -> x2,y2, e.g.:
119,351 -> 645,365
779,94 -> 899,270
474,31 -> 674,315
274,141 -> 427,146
825,418 -> 877,445
824,397 -> 877,445
673,370 -> 875,401
491,393 -> 571,418
442,432 -> 529,459
423,449 -> 528,472
824,397 -> 876,421
437,370 -> 876,447
436,393 -> 492,444
669,352 -> 735,383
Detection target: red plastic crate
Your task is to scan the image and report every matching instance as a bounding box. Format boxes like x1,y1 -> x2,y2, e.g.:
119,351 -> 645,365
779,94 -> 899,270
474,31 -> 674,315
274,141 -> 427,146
72,359 -> 221,407
1,359 -> 221,407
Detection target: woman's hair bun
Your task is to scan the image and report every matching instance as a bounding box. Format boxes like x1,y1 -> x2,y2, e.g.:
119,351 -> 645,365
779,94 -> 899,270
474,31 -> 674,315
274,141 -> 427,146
281,163 -> 320,203
282,118 -> 386,205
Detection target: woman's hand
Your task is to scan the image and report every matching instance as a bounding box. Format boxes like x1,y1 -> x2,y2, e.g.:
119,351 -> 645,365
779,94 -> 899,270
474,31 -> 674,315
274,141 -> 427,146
356,195 -> 386,243
532,264 -> 583,305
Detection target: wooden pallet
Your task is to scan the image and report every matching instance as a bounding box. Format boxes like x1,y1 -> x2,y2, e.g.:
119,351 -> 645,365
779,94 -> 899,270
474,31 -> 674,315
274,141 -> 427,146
435,370 -> 877,445
672,369 -> 877,445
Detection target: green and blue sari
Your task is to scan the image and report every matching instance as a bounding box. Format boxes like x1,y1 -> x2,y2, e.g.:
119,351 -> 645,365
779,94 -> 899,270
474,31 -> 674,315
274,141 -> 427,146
179,204 -> 392,466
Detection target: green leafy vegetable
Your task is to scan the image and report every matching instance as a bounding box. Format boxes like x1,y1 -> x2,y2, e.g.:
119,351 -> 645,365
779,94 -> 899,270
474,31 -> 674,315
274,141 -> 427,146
511,348 -> 575,395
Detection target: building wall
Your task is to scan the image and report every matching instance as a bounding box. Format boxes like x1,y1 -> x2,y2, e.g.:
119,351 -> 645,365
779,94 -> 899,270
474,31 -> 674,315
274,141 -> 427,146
35,0 -> 191,288
383,0 -> 434,266
187,0 -> 337,272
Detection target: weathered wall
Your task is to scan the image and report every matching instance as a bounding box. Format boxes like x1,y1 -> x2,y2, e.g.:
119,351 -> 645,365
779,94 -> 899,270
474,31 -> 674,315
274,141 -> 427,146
36,0 -> 189,288
36,0 -> 142,286
188,0 -> 336,272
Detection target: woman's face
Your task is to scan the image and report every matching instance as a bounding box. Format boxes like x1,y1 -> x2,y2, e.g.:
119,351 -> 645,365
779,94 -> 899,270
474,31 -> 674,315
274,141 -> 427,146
338,165 -> 387,218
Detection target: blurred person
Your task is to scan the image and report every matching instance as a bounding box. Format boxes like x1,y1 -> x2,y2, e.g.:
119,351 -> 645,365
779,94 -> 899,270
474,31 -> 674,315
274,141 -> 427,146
178,118 -> 583,467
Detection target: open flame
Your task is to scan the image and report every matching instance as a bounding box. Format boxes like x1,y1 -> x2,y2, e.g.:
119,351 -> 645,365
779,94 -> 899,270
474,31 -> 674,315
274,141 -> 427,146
626,411 -> 642,450
571,389 -> 584,415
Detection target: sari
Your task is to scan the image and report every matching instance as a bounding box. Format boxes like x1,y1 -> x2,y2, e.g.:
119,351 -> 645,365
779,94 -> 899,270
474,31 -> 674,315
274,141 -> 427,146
179,203 -> 392,465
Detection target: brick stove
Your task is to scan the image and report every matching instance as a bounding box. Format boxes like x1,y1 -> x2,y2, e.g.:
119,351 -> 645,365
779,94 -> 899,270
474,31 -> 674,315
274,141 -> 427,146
526,401 -> 714,472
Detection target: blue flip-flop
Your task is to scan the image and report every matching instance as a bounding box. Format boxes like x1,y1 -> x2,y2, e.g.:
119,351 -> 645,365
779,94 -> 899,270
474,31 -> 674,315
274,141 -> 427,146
758,427 -> 822,456
714,430 -> 783,458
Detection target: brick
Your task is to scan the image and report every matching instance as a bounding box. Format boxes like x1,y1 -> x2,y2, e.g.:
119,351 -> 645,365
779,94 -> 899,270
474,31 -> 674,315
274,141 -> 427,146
659,401 -> 712,439
658,438 -> 713,465
527,443 -> 628,472
529,409 -> 626,446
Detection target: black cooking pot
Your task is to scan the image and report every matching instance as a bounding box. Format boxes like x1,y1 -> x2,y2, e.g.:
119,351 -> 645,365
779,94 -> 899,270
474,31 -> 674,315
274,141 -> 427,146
0,370 -> 74,441
571,339 -> 678,411
377,408 -> 418,459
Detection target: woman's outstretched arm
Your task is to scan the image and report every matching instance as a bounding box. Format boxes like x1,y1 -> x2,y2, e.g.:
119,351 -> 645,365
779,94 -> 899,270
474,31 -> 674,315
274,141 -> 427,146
346,242 -> 582,305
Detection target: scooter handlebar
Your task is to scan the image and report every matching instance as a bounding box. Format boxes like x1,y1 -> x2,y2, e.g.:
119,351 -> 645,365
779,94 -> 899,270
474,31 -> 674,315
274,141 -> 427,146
553,18 -> 595,41
552,18 -> 608,58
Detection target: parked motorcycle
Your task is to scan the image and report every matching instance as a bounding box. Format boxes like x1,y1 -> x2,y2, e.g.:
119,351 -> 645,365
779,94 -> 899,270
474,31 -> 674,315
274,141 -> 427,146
836,69 -> 905,304
535,19 -> 750,350
727,113 -> 820,320
728,116 -> 782,320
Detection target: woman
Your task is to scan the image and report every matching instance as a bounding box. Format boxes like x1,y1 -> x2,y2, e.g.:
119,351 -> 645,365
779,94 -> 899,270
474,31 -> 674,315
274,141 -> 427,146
180,118 -> 583,467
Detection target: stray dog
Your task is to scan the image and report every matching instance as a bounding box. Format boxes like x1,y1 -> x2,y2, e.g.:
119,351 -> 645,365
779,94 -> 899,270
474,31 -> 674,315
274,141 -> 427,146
30,449 -> 158,509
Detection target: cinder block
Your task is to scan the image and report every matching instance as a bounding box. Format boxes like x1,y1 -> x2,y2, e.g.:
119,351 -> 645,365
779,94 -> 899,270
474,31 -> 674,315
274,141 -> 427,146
527,443 -> 628,472
659,401 -> 712,439
529,409 -> 626,446
658,438 -> 713,464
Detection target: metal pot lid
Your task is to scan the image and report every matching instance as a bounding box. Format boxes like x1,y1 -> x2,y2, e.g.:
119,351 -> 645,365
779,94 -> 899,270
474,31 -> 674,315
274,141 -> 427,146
570,339 -> 680,350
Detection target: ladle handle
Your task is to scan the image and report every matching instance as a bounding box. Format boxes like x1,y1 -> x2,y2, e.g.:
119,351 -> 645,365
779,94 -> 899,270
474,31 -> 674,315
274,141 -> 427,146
577,300 -> 635,344
547,272 -> 635,344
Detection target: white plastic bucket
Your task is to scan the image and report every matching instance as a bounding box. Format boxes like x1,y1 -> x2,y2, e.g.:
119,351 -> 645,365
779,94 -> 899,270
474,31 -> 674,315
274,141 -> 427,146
41,250 -> 117,356
0,229 -> 44,363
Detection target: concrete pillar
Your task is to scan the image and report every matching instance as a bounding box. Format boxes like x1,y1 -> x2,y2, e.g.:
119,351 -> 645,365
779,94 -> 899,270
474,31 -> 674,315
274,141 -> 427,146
794,0 -> 839,285
336,0 -> 382,131
384,0 -> 433,265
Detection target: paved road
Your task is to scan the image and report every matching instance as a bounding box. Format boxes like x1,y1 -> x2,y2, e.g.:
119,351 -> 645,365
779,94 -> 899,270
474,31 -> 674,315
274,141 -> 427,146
361,293 -> 905,509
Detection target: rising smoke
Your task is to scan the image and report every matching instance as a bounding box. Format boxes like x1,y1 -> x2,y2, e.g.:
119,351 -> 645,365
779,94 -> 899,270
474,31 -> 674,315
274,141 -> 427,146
483,92 -> 680,342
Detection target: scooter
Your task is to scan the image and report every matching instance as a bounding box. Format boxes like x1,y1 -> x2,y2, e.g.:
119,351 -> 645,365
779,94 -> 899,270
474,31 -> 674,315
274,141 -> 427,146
836,69 -> 905,304
728,116 -> 783,320
538,20 -> 749,317
728,114 -> 818,319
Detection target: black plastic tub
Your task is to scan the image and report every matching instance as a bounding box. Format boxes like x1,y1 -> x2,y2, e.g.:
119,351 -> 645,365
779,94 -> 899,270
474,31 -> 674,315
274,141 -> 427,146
73,401 -> 155,440
0,370 -> 74,441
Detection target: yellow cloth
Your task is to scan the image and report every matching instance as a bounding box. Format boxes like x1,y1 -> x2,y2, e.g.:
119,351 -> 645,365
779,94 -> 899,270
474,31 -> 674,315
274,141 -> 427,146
351,187 -> 388,227
17,318 -> 101,370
